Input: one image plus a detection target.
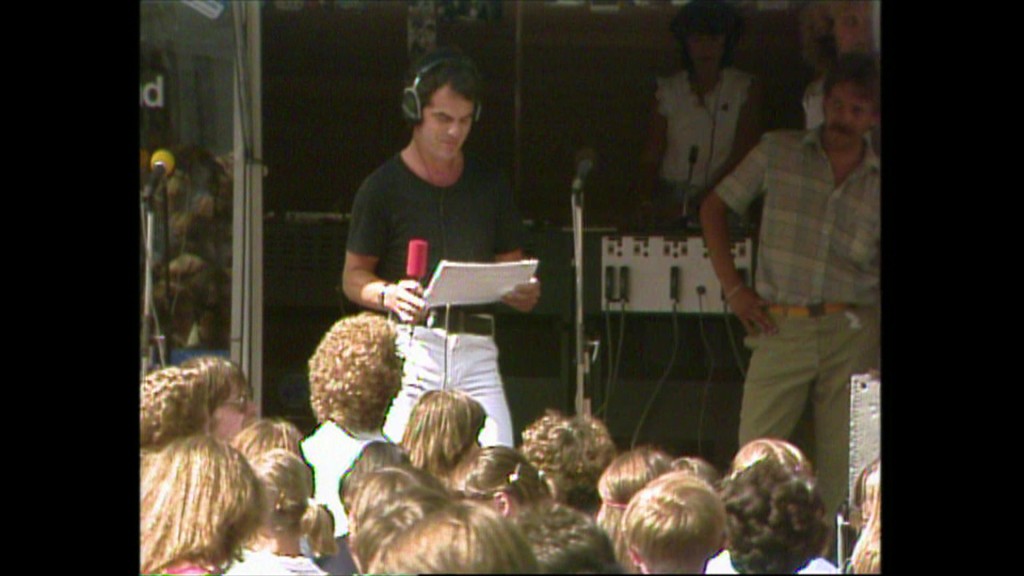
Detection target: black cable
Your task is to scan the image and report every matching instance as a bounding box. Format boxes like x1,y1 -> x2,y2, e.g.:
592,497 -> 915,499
631,302 -> 680,449
695,290 -> 716,456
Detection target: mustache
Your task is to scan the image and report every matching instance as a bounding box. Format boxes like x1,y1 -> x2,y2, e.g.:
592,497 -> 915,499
826,123 -> 855,136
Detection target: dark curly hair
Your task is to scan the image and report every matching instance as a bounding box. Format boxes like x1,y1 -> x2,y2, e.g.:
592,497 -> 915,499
719,458 -> 829,574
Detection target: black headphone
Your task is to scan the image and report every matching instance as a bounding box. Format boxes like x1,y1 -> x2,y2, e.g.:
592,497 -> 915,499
401,50 -> 482,124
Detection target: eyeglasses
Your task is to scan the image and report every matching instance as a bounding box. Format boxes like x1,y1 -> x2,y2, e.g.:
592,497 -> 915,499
222,389 -> 253,410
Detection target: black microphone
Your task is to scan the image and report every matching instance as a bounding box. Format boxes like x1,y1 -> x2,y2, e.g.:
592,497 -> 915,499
143,149 -> 176,201
572,148 -> 595,196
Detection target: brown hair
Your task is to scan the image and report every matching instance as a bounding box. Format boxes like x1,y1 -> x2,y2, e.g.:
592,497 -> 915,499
596,446 -> 674,572
350,484 -> 452,572
452,445 -> 553,511
520,410 -> 617,513
729,437 -> 813,479
367,500 -> 540,574
246,449 -> 338,558
307,312 -> 402,433
401,390 -> 486,488
231,417 -> 304,461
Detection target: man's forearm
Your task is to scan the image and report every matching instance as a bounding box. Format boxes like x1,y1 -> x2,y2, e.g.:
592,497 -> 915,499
700,193 -> 744,292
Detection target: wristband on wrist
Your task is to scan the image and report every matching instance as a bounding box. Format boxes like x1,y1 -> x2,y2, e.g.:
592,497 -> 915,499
724,283 -> 743,301
379,284 -> 391,308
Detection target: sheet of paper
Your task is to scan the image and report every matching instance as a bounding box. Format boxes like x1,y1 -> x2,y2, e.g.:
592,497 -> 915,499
423,260 -> 538,307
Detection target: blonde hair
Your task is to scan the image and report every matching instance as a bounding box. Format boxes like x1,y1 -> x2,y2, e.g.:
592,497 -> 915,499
850,459 -> 881,574
246,449 -> 338,558
179,355 -> 250,408
621,471 -> 726,574
452,445 -> 553,511
401,390 -> 486,488
520,409 -> 617,512
729,437 -> 813,479
307,312 -> 402,433
231,417 -> 304,461
140,436 -> 264,574
366,500 -> 540,574
140,366 -> 207,450
596,446 -> 673,572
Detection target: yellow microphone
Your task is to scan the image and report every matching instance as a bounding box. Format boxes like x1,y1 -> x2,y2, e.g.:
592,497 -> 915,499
149,149 -> 176,178
143,149 -> 176,200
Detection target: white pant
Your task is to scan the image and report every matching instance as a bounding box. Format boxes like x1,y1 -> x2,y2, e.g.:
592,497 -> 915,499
383,325 -> 514,447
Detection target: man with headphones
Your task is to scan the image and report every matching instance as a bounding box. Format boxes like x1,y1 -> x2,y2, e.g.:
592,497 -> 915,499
342,46 -> 540,448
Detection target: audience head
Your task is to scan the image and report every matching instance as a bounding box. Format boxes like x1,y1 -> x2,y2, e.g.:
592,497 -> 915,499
349,484 -> 452,573
231,417 -> 304,461
669,455 -> 722,488
621,471 -> 726,574
514,501 -> 621,574
141,359 -> 253,450
850,458 -> 881,574
729,437 -> 813,480
343,465 -> 449,538
401,389 -> 486,488
596,446 -> 674,571
453,445 -> 553,517
179,356 -> 256,442
140,366 -> 205,450
245,448 -> 337,558
800,1 -> 874,74
366,500 -> 540,574
669,0 -> 744,72
719,458 -> 829,574
520,409 -> 617,514
823,51 -> 880,116
307,312 -> 402,433
140,436 -> 264,574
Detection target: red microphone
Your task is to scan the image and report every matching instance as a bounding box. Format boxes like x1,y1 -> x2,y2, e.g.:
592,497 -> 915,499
406,238 -> 429,280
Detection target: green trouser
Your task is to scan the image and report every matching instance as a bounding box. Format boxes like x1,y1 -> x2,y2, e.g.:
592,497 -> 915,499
739,306 -> 880,519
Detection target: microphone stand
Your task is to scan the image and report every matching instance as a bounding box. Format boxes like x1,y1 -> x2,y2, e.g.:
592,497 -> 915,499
571,181 -> 590,416
140,176 -> 168,379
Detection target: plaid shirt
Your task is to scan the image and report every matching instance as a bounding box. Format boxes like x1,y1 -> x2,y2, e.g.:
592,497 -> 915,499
715,128 -> 880,306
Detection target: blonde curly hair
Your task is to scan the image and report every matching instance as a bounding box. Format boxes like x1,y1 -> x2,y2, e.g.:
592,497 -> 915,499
140,366 -> 208,450
307,312 -> 402,433
520,410 -> 617,512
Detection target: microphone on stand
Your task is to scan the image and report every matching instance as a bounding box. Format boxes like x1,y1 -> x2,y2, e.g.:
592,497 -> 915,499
572,148 -> 596,200
681,145 -> 699,221
686,145 -> 699,184
143,149 -> 176,201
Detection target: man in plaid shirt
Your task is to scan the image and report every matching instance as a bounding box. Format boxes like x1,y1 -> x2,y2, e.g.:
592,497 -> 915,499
700,53 -> 880,520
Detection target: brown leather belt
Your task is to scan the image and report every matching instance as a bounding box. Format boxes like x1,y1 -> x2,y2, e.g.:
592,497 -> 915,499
768,303 -> 851,318
428,309 -> 495,336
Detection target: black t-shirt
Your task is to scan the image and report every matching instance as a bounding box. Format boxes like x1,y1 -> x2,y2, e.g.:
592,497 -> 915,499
346,153 -> 526,285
